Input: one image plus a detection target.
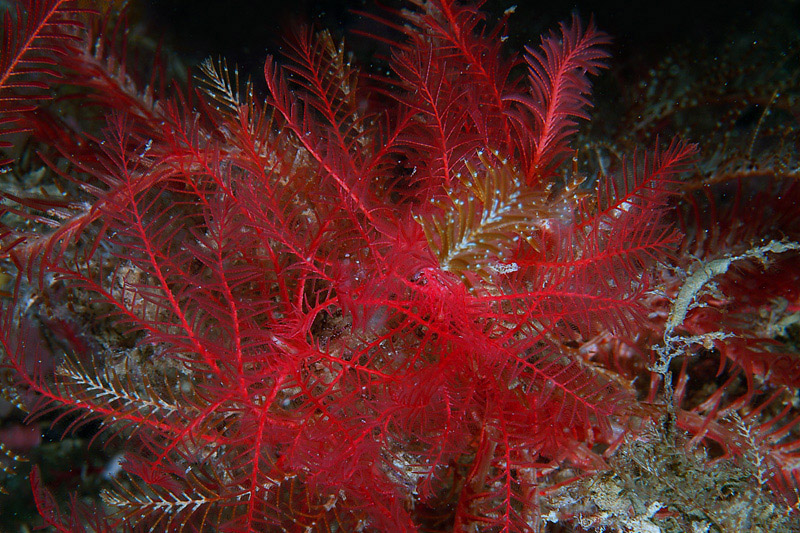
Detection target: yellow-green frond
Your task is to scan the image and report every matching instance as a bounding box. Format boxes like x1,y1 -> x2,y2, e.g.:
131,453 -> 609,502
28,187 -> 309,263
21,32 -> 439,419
416,151 -> 552,282
197,57 -> 249,118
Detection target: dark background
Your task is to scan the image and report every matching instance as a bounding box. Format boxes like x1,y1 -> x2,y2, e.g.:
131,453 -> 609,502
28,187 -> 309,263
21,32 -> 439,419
141,0 -> 800,82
